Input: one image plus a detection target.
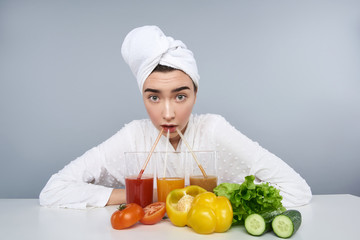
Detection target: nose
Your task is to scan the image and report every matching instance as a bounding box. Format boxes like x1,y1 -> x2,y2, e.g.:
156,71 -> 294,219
162,99 -> 175,121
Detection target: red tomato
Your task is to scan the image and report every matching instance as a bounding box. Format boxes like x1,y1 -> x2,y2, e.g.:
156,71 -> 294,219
111,203 -> 145,230
140,202 -> 166,225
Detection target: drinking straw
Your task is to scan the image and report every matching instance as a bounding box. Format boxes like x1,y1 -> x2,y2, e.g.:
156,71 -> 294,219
162,129 -> 170,178
137,128 -> 164,179
176,128 -> 208,178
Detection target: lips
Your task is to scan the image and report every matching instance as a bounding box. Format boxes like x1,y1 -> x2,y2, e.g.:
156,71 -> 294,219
161,125 -> 178,133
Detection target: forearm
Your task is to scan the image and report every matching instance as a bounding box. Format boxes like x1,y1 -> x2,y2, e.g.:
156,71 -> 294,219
213,115 -> 312,206
106,189 -> 126,206
39,176 -> 113,208
251,152 -> 312,207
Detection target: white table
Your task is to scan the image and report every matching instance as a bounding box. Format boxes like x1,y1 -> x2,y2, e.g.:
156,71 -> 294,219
0,195 -> 359,240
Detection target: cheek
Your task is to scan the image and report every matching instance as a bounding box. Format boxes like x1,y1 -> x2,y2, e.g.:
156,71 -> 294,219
177,103 -> 194,122
144,103 -> 160,123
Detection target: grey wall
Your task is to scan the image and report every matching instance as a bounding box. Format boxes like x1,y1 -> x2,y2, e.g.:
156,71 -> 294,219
1,0 -> 359,198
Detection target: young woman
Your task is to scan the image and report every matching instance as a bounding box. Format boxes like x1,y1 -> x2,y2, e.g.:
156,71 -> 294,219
40,26 -> 311,209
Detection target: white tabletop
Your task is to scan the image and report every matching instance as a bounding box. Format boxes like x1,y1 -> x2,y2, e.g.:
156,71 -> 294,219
0,194 -> 359,240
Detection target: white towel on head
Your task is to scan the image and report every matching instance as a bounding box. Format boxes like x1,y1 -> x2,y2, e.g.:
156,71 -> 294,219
121,25 -> 199,94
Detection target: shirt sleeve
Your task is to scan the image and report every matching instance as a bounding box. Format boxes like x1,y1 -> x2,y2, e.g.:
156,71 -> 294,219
39,126 -> 132,209
211,115 -> 312,207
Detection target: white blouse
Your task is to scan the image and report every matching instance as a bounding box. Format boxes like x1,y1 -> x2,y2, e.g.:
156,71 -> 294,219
39,114 -> 312,209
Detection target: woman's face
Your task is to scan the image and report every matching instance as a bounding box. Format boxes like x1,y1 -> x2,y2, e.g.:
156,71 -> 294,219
143,70 -> 197,144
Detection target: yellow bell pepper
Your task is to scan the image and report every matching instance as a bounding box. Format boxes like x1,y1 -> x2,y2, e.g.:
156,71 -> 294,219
166,185 -> 207,227
166,186 -> 233,234
187,192 -> 233,234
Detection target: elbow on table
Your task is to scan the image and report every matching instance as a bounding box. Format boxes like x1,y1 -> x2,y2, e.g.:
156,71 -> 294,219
38,187 -> 55,207
282,183 -> 312,207
38,187 -> 88,209
38,179 -> 67,207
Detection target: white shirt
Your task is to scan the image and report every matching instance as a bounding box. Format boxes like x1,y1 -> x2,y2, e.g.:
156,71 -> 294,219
39,114 -> 312,209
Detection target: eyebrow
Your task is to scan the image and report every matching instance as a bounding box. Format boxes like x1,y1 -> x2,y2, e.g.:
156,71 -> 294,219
144,88 -> 160,93
143,86 -> 191,94
171,86 -> 191,93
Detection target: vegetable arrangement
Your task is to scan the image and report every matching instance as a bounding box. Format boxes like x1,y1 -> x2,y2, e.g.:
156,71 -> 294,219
214,175 -> 302,238
111,175 -> 302,238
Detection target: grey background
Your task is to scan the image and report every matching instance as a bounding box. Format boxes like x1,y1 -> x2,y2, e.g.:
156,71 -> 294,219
1,0 -> 359,198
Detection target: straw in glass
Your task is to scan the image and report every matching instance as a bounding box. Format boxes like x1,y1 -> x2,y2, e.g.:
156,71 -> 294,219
176,128 -> 207,178
162,129 -> 170,178
137,128 -> 164,179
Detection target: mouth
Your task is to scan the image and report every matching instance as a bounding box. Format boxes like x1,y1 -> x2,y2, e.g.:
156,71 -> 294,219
161,125 -> 178,133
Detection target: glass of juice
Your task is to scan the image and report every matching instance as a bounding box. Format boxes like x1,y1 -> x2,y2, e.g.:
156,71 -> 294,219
155,152 -> 185,202
124,152 -> 154,208
188,151 -> 218,192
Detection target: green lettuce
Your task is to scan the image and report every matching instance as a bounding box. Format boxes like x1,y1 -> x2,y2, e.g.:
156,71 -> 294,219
214,175 -> 286,225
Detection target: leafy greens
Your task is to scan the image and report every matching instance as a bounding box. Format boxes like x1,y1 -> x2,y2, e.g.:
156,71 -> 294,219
214,175 -> 286,225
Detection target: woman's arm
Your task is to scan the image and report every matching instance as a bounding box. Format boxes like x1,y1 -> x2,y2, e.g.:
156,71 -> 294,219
106,189 -> 126,205
39,146 -> 115,208
39,126 -> 132,209
211,115 -> 312,207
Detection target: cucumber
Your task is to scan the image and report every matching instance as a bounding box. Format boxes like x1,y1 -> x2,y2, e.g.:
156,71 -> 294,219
272,210 -> 302,238
245,214 -> 268,236
245,209 -> 284,236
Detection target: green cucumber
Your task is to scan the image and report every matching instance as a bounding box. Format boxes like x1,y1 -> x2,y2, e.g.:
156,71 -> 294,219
245,209 -> 284,236
272,210 -> 302,238
245,214 -> 268,236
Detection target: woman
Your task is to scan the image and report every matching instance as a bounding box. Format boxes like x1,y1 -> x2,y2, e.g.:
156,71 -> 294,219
39,26 -> 311,209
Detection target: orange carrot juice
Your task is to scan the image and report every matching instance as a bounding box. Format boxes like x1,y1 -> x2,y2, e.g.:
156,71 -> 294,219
157,177 -> 185,202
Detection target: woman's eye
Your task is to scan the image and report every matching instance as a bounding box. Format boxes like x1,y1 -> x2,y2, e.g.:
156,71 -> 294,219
149,95 -> 159,102
176,94 -> 186,101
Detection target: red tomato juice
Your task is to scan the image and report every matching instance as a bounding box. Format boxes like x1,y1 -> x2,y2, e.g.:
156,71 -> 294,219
125,175 -> 153,208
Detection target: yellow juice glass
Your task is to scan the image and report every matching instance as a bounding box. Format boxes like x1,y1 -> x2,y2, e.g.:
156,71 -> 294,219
155,152 -> 185,202
157,177 -> 185,202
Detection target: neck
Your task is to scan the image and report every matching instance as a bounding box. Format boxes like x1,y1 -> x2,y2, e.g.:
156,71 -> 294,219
170,135 -> 181,150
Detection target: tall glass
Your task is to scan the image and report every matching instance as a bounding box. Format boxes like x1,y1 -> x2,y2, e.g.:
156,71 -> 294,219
155,152 -> 185,202
188,151 -> 218,192
124,152 -> 154,208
